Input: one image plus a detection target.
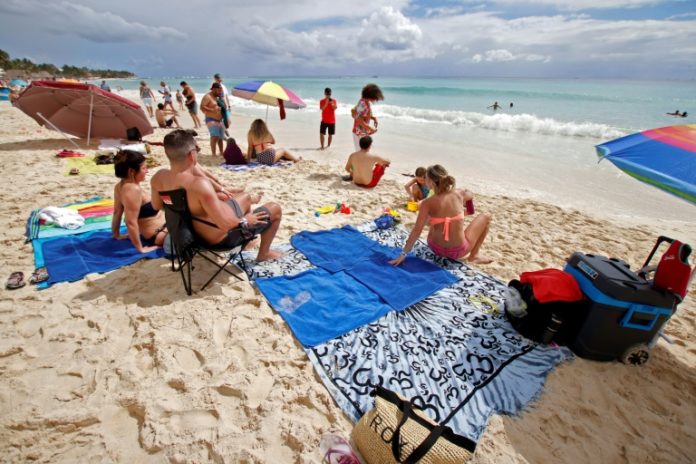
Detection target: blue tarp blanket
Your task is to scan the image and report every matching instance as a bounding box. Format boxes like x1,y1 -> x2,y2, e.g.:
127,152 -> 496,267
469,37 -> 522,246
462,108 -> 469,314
290,225 -> 459,308
255,268 -> 394,347
257,226 -> 459,346
248,223 -> 573,442
220,161 -> 292,172
290,225 -> 380,272
33,228 -> 164,288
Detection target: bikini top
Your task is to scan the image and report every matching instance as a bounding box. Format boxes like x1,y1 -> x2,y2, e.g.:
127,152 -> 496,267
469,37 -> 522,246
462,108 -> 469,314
138,201 -> 159,219
429,212 -> 465,241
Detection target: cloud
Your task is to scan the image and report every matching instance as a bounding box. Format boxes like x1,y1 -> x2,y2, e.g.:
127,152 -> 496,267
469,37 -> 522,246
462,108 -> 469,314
484,0 -> 666,10
358,7 -> 423,51
0,0 -> 186,43
471,49 -> 551,63
230,6 -> 433,66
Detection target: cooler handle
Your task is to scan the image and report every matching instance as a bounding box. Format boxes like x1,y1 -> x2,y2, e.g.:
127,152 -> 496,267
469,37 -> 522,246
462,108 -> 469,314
620,304 -> 667,331
641,236 -> 674,270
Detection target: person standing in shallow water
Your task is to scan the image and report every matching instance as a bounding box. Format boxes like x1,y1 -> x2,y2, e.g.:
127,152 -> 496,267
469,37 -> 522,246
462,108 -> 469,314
319,87 -> 337,150
488,101 -> 501,110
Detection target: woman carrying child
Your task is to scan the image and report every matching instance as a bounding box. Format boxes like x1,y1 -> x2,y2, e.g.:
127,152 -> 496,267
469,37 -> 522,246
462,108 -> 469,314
390,164 -> 493,266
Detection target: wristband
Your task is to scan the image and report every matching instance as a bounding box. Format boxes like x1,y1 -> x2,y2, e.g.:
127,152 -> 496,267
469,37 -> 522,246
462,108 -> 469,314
239,217 -> 249,230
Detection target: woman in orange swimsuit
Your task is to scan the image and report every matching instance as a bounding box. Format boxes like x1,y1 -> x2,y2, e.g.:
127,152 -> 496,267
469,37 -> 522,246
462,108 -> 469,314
390,164 -> 493,265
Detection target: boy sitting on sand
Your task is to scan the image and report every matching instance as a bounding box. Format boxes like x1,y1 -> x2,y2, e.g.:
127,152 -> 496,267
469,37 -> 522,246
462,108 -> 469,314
404,167 -> 430,201
344,136 -> 390,188
155,103 -> 181,129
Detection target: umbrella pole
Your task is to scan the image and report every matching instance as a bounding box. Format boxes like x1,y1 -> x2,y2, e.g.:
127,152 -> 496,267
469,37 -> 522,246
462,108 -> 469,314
87,91 -> 94,146
36,112 -> 81,149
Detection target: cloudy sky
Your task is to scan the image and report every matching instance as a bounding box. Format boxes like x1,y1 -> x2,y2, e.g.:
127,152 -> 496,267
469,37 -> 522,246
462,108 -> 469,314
1,0 -> 695,79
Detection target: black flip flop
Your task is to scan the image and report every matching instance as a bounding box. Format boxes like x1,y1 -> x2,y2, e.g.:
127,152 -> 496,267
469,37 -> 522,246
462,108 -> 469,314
6,272 -> 25,290
29,267 -> 49,284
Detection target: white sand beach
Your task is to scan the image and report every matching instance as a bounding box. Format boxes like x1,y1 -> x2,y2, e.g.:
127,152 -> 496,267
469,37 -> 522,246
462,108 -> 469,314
1,102 -> 695,463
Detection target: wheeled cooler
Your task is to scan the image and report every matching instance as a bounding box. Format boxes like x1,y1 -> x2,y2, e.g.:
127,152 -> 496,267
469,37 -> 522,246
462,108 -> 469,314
564,253 -> 678,364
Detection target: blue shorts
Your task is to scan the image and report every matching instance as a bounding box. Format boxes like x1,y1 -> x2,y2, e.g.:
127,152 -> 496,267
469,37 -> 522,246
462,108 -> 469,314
205,117 -> 224,138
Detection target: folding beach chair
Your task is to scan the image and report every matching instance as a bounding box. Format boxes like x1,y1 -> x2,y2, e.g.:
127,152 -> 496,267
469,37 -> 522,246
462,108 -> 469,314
159,188 -> 252,295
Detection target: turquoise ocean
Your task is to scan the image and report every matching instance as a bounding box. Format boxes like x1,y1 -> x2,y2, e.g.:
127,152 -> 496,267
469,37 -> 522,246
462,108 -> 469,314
105,76 -> 695,137
102,76 -> 695,223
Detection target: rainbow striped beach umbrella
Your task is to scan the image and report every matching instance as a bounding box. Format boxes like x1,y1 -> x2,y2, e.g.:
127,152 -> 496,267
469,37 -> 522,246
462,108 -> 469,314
596,124 -> 696,206
232,80 -> 306,120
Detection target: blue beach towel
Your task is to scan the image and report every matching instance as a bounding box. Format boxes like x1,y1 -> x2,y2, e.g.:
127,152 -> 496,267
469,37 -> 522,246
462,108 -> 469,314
346,247 -> 459,310
290,225 -> 379,272
255,268 -> 393,347
34,228 -> 164,288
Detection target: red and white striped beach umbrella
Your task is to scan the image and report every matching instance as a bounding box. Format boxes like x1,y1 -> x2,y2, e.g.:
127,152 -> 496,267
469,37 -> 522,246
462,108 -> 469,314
14,80 -> 152,144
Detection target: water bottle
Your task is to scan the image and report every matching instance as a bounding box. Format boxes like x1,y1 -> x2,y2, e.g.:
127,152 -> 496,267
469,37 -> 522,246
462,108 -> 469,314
465,199 -> 475,215
541,312 -> 563,344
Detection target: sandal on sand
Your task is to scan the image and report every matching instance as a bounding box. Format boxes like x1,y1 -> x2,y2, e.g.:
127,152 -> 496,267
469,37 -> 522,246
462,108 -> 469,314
69,168 -> 80,175
29,267 -> 49,284
6,272 -> 25,290
320,435 -> 360,464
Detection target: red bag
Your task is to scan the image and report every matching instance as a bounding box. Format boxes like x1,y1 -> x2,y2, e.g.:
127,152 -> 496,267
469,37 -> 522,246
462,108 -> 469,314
653,240 -> 692,301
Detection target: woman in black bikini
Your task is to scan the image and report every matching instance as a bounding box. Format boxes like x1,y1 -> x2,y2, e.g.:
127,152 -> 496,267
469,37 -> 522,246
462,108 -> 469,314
112,150 -> 167,253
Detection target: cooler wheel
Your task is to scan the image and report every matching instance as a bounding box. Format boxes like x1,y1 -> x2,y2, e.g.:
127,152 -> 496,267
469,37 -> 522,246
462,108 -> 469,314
620,344 -> 650,366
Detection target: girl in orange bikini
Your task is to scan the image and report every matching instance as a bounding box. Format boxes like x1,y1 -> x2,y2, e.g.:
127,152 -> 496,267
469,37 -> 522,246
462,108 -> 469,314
389,164 -> 493,266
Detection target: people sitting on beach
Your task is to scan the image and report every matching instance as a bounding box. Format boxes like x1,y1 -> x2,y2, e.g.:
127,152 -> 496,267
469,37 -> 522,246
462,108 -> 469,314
151,129 -> 283,262
247,119 -> 301,165
488,101 -> 501,110
223,137 -> 247,165
404,167 -> 430,201
112,150 -> 167,253
155,103 -> 181,129
344,136 -> 390,188
389,164 -> 492,266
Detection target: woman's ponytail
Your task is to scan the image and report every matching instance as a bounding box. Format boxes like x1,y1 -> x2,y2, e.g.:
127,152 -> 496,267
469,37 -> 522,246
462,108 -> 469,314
427,165 -> 456,194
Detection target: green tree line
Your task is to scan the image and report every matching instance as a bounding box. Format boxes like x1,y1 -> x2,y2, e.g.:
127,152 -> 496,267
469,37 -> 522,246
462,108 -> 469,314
0,49 -> 134,78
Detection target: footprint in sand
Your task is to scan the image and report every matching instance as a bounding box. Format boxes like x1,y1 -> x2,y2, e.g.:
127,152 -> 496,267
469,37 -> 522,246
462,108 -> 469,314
245,375 -> 275,410
174,347 -> 204,370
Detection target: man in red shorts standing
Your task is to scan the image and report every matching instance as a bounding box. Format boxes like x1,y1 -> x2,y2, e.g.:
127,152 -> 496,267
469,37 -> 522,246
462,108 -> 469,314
319,87 -> 337,150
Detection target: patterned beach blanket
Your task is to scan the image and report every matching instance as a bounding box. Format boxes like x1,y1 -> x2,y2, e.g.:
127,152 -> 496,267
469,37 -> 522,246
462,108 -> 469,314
249,224 -> 573,441
220,161 -> 292,172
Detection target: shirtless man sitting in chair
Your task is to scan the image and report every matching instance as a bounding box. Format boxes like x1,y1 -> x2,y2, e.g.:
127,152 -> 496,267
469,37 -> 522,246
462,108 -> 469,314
151,129 -> 283,261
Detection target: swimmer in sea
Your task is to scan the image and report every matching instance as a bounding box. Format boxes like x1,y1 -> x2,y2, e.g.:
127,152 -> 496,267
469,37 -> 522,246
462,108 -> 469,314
488,101 -> 501,110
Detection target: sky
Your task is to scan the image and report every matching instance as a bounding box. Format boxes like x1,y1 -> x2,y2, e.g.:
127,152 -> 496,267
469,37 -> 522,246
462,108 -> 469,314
1,0 -> 695,79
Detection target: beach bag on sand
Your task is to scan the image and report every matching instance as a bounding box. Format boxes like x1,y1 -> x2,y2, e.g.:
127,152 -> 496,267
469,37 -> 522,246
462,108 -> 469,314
505,270 -> 585,345
352,387 -> 476,464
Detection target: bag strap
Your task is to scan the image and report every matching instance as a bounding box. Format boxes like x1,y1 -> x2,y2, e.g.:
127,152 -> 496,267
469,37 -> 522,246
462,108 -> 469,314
391,400 -> 413,462
390,399 -> 447,464
403,425 -> 447,464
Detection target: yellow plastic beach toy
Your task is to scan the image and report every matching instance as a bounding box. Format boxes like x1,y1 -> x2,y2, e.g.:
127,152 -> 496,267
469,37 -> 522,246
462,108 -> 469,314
406,201 -> 418,212
315,205 -> 336,215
